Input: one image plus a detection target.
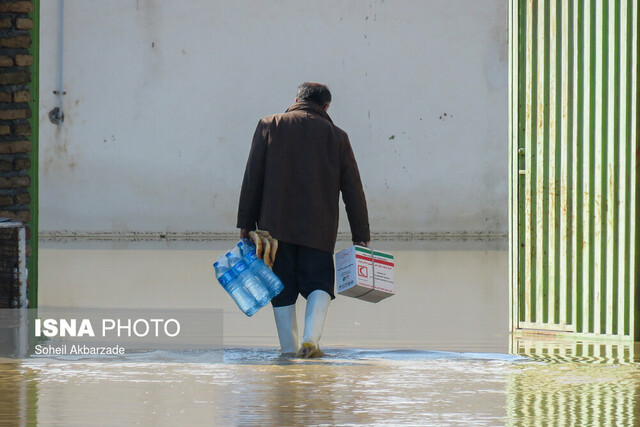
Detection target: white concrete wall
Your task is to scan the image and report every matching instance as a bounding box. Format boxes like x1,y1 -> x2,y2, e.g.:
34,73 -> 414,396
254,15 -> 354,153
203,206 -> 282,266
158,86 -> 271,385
39,0 -> 508,236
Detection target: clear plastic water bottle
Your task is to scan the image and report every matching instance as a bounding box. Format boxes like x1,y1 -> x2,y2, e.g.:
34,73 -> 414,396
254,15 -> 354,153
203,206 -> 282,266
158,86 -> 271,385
238,239 -> 284,299
214,260 -> 259,317
226,250 -> 271,307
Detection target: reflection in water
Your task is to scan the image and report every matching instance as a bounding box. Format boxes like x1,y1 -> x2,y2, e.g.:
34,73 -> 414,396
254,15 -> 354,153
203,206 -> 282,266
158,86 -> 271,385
506,363 -> 639,426
511,335 -> 637,364
0,351 -> 511,426
0,347 -> 638,425
234,364 -> 360,425
0,363 -> 38,425
507,336 -> 640,426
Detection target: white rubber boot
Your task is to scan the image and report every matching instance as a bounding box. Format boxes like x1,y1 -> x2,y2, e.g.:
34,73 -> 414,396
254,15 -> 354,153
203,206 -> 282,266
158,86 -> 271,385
273,304 -> 299,355
296,290 -> 331,358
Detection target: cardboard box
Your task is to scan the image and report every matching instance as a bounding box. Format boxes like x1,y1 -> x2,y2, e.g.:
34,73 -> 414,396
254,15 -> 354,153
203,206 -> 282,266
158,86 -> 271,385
335,245 -> 394,303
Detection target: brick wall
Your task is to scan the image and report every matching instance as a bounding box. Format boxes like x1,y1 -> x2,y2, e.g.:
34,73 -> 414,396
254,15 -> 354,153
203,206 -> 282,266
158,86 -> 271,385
0,0 -> 34,307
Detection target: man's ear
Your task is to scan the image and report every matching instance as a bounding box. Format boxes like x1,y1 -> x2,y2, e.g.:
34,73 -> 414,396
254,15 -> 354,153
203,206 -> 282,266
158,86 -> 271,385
323,103 -> 330,112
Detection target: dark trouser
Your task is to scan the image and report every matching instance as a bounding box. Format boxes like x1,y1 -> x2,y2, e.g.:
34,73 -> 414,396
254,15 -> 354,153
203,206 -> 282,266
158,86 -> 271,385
271,241 -> 335,308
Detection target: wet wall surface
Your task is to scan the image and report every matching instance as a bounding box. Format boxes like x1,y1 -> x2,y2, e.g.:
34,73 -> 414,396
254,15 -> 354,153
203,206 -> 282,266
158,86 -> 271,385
37,242 -> 510,352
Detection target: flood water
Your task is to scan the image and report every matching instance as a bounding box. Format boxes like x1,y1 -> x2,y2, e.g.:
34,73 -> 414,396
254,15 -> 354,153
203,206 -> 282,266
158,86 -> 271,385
1,240 -> 639,425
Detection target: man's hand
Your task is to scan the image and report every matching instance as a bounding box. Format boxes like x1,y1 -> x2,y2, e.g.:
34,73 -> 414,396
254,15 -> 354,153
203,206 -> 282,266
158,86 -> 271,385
353,241 -> 370,247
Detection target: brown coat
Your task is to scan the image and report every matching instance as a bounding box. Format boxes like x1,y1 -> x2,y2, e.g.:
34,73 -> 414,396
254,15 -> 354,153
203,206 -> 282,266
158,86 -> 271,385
237,101 -> 370,253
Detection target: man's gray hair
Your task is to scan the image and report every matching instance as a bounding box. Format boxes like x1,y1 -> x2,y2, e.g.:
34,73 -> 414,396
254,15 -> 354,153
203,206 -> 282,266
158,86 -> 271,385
296,82 -> 332,106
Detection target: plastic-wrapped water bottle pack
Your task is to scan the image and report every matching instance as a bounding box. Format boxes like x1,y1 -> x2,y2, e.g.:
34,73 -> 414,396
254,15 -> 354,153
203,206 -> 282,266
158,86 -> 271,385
213,239 -> 284,316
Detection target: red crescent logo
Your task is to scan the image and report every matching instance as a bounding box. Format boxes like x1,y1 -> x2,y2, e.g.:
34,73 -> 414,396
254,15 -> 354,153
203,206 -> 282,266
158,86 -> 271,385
358,265 -> 368,277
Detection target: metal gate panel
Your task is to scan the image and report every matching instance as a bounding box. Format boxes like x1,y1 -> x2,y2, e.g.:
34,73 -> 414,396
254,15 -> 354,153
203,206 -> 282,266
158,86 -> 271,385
509,0 -> 639,338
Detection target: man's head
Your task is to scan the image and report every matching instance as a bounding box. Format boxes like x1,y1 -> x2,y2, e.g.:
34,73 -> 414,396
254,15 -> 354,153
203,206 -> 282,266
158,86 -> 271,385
296,82 -> 331,111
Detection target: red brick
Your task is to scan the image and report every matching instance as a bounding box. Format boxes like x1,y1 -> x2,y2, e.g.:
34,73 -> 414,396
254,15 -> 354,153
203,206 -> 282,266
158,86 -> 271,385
0,140 -> 31,154
14,192 -> 30,204
0,2 -> 33,13
0,196 -> 13,206
0,71 -> 30,85
14,54 -> 31,67
0,92 -> 10,103
13,157 -> 30,169
13,123 -> 30,136
0,176 -> 30,189
0,125 -> 10,135
0,160 -> 11,170
0,55 -> 13,67
0,17 -> 12,29
12,90 -> 29,103
0,109 -> 29,120
0,36 -> 31,49
15,17 -> 32,30
0,210 -> 30,222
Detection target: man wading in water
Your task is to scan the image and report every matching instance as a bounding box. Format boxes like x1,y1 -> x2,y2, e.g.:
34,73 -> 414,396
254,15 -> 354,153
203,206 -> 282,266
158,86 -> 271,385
237,82 -> 370,358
